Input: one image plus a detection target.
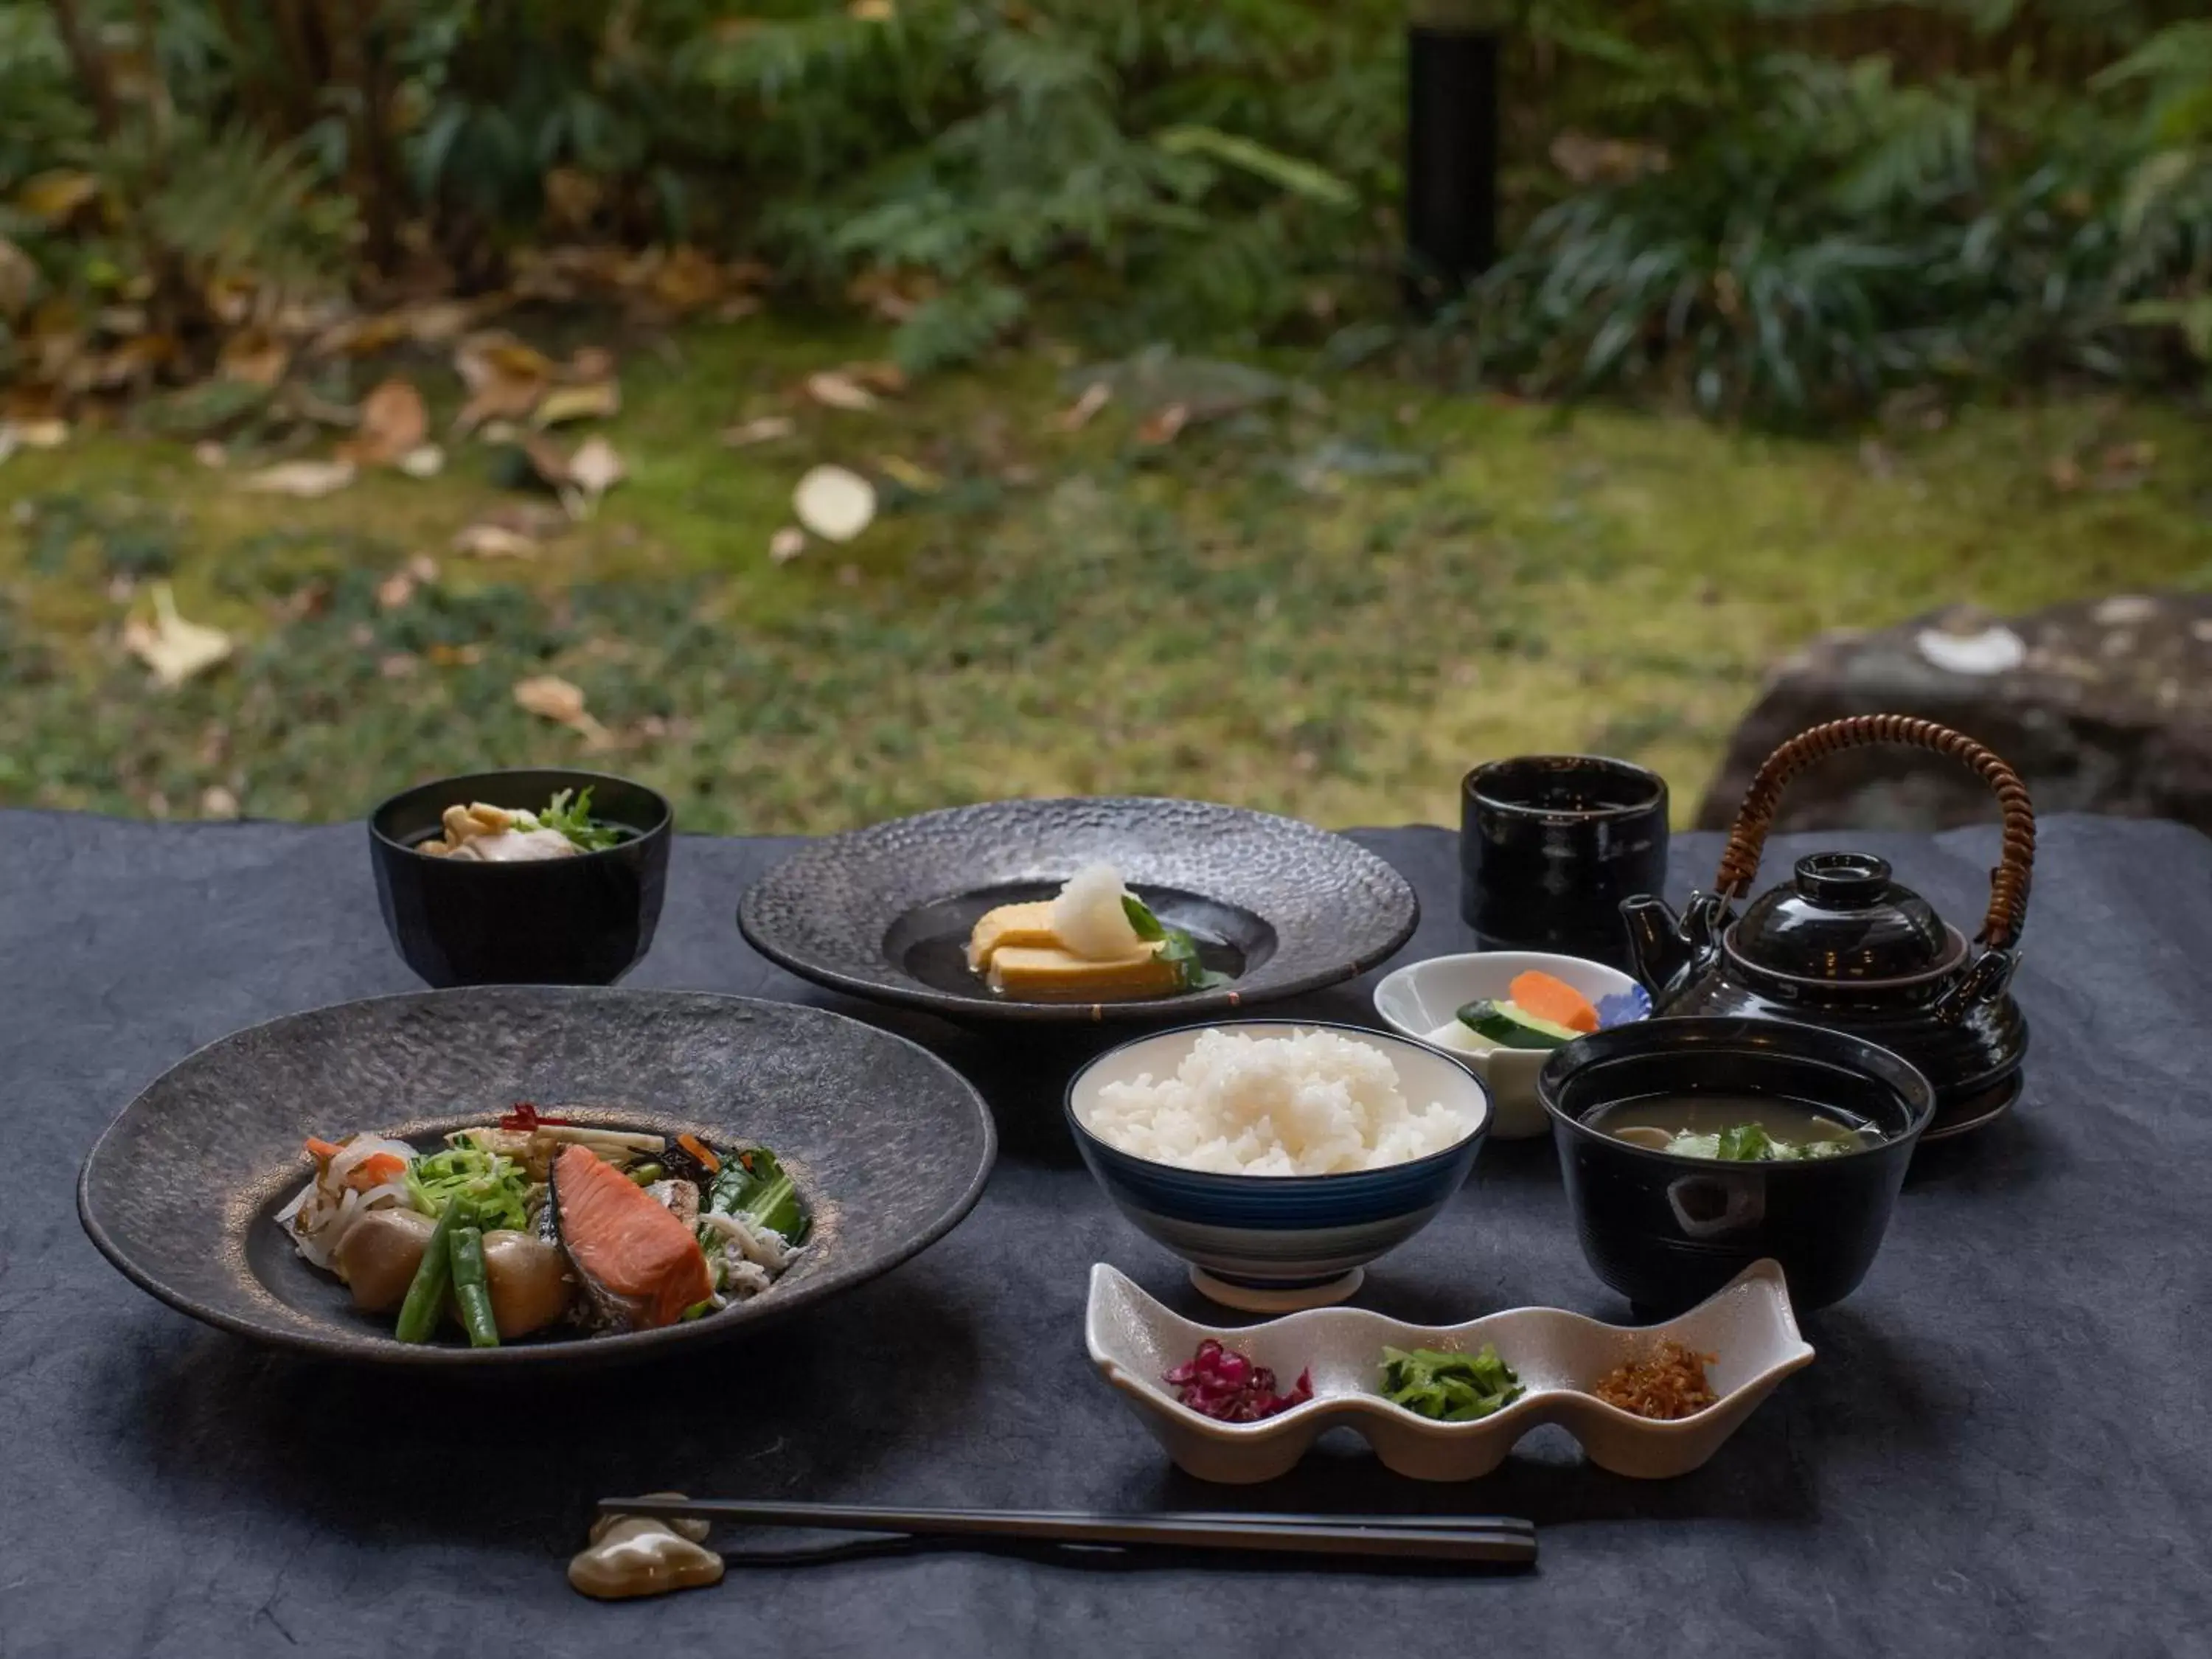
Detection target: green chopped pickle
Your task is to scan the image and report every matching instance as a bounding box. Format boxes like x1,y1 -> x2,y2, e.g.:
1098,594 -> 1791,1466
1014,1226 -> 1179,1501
1380,1343 -> 1526,1422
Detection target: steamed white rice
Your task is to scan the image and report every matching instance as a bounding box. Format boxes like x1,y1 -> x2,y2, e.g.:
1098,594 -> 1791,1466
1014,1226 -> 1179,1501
1083,1027 -> 1472,1175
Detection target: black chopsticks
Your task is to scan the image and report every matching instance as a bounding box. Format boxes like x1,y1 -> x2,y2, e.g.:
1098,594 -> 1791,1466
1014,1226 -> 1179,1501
598,1496 -> 1537,1567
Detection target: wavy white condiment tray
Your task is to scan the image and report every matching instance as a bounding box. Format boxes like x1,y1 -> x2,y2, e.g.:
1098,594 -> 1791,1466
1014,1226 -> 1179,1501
1086,1258 -> 1813,1483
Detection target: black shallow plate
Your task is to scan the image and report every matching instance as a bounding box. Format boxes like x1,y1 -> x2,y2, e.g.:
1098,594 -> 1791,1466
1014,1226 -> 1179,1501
77,987 -> 995,1368
737,797 -> 1420,1024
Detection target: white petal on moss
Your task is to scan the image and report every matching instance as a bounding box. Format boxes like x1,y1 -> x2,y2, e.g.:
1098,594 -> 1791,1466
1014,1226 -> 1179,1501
792,465 -> 877,543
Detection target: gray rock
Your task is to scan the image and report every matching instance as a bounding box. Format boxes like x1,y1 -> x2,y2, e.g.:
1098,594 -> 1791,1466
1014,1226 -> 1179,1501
1697,591 -> 2212,835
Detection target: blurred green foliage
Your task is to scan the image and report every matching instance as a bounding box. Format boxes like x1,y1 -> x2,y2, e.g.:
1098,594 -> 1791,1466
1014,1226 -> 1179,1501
0,1 -> 2206,420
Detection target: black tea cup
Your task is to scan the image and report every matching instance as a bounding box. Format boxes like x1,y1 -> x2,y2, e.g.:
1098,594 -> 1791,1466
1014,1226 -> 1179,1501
1460,754 -> 1669,970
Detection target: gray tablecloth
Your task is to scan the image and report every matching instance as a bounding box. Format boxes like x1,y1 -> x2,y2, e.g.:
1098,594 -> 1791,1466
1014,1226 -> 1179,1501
4,810 -> 2208,1658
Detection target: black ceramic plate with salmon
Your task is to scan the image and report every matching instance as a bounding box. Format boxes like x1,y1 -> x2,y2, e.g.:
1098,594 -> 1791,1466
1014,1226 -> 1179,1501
77,987 -> 995,1368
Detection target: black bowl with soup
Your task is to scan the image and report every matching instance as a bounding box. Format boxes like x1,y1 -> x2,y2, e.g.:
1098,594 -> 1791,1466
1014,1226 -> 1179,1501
1538,1016 -> 1935,1314
369,768 -> 672,987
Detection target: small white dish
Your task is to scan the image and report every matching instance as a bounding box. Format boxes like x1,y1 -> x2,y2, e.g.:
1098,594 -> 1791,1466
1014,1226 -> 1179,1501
1085,1258 -> 1812,1484
1372,951 -> 1646,1138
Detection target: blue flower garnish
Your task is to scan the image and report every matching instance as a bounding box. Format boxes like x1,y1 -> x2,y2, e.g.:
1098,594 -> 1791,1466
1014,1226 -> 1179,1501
1595,986 -> 1652,1029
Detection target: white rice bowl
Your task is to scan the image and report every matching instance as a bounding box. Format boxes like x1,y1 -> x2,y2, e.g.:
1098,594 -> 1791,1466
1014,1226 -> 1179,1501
1081,1026 -> 1476,1175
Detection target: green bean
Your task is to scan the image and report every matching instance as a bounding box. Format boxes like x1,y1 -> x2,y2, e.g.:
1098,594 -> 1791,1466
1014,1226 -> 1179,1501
394,1198 -> 466,1343
628,1161 -> 664,1186
448,1222 -> 499,1349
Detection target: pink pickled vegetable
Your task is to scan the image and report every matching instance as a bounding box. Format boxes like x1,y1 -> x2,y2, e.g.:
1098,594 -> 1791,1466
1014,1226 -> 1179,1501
1164,1339 -> 1313,1422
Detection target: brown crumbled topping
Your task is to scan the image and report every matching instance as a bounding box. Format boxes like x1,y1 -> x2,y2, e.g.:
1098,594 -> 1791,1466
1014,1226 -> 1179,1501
1591,1340 -> 1718,1420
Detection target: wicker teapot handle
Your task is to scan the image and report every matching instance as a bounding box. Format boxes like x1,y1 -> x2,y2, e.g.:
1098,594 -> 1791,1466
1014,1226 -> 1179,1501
1712,715 -> 2034,950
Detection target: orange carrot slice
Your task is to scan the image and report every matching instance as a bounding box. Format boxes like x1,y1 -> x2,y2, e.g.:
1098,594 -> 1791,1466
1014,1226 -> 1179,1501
1509,970 -> 1599,1034
305,1136 -> 345,1161
344,1152 -> 409,1190
677,1133 -> 720,1175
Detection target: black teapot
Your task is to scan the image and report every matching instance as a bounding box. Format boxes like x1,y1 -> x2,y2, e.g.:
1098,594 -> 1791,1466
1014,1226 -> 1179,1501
1621,716 -> 2033,1140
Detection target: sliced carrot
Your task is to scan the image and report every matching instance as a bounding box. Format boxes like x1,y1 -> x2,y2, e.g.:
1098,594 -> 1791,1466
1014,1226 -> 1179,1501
1509,970 -> 1599,1034
305,1136 -> 345,1161
678,1133 -> 721,1175
344,1152 -> 409,1190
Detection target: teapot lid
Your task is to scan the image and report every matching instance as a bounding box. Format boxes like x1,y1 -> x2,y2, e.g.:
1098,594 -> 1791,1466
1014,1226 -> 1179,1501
1730,852 -> 1958,982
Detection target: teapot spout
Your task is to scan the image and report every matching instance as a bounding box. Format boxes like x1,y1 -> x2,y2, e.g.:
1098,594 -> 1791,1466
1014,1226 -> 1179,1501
1619,894 -> 1696,1003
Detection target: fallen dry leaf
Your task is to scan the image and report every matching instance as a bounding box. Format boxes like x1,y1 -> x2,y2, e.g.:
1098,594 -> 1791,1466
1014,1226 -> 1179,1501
568,436 -> 626,501
2047,454 -> 2084,493
337,376 -> 430,466
473,499 -> 571,540
18,169 -> 100,223
876,453 -> 942,494
514,674 -> 611,745
240,459 -> 356,498
218,327 -> 291,387
849,0 -> 895,17
428,642 -> 485,667
0,237 -> 37,319
532,380 -> 622,427
124,583 -> 232,687
1137,401 -> 1190,445
200,785 -> 240,819
398,444 -> 445,479
453,330 -> 554,432
543,166 -> 604,231
652,246 -> 728,314
7,417 -> 69,450
843,360 -> 907,395
846,268 -> 937,324
563,346 -> 619,383
452,522 -> 540,559
1054,381 -> 1112,431
723,414 -> 796,448
192,440 -> 227,469
804,370 -> 879,411
769,526 -> 807,563
793,465 -> 877,543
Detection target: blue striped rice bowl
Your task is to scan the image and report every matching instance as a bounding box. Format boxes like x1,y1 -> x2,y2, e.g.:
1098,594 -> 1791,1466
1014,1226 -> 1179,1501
1065,1020 -> 1490,1294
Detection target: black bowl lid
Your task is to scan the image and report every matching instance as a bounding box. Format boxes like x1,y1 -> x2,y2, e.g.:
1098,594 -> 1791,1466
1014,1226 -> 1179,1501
1730,852 -> 1955,983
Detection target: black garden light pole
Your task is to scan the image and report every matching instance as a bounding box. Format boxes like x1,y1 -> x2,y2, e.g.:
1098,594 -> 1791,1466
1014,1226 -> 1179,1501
1405,0 -> 1505,310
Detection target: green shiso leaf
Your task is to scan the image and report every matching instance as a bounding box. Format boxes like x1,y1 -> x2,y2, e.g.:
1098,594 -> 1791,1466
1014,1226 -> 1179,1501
1124,893 -> 1226,990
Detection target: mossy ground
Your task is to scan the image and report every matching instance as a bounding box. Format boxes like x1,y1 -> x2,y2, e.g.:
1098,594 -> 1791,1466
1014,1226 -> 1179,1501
5,314 -> 2209,833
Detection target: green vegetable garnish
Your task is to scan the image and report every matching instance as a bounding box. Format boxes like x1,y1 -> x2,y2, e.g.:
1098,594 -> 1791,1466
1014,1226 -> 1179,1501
448,1222 -> 500,1349
629,1161 -> 666,1186
1716,1123 -> 1775,1162
1121,894 -> 1231,992
394,1197 -> 467,1343
1671,1125 -> 1860,1162
408,1135 -> 533,1232
526,787 -> 622,853
1380,1343 -> 1526,1422
706,1147 -> 809,1244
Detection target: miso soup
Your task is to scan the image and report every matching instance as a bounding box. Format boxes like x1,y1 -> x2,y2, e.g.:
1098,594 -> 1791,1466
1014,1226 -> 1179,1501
1590,1092 -> 1877,1162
